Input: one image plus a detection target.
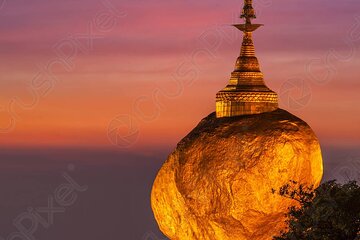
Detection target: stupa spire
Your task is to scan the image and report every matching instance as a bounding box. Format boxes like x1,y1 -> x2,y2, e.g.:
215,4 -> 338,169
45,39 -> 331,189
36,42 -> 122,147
215,0 -> 278,118
241,0 -> 256,24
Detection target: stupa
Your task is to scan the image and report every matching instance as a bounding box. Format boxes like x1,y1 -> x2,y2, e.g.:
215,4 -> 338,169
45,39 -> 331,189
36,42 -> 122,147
151,1 -> 323,239
216,0 -> 278,117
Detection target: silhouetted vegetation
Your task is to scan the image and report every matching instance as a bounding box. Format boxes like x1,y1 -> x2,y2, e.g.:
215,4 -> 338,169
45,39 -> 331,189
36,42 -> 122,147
273,180 -> 360,240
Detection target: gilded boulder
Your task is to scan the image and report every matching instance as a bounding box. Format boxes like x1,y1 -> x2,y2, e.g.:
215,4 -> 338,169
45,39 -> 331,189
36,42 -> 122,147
151,109 -> 323,240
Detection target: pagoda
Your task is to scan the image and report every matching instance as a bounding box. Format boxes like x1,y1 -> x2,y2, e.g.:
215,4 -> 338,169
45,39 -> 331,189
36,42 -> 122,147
216,0 -> 278,118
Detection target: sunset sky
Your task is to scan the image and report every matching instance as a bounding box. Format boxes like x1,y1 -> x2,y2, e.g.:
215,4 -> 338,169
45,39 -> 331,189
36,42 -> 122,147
0,0 -> 359,150
0,1 -> 359,239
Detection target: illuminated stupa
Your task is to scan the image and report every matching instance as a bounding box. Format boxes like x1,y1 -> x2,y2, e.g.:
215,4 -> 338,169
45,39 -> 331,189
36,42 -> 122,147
151,1 -> 323,239
216,0 -> 278,117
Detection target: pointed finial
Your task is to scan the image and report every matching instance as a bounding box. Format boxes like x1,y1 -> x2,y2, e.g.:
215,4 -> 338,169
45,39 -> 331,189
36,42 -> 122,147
241,0 -> 256,24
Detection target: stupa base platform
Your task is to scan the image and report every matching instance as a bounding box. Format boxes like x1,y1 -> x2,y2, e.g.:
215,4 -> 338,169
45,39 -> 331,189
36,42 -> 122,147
216,91 -> 278,117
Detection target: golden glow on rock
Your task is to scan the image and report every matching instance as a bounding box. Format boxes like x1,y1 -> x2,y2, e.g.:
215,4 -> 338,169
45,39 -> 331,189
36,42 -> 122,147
151,2 -> 323,239
151,109 -> 323,240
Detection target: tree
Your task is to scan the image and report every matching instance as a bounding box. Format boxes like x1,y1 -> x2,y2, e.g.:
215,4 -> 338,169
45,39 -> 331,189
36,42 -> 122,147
273,180 -> 360,240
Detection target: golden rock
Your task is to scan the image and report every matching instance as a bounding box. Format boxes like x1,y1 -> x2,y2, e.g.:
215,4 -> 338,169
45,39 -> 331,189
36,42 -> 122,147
151,109 -> 323,239
151,1 -> 323,239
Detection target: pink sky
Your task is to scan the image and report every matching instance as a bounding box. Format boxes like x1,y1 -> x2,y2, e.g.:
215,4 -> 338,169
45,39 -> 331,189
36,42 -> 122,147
0,0 -> 359,150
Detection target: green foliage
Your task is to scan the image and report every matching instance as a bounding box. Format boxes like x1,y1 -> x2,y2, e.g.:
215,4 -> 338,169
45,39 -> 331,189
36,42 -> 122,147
273,180 -> 360,240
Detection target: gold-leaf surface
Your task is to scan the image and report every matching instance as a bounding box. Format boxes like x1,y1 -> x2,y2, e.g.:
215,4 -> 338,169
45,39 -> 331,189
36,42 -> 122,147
151,109 -> 323,240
